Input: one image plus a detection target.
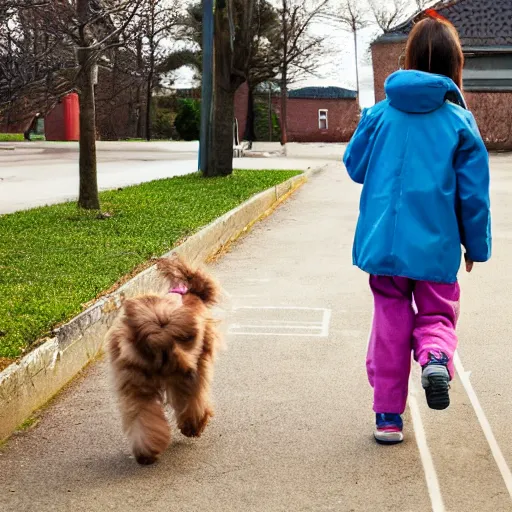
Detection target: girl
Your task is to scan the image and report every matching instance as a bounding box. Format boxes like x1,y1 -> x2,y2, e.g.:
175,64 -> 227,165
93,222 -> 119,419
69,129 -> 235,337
343,16 -> 491,444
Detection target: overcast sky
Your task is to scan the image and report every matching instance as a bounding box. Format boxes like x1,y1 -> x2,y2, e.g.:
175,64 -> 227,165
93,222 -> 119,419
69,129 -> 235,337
173,1 -> 425,108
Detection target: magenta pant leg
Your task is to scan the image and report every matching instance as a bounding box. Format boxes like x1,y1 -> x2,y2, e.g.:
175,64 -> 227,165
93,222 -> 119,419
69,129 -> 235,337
368,276 -> 415,414
412,281 -> 460,379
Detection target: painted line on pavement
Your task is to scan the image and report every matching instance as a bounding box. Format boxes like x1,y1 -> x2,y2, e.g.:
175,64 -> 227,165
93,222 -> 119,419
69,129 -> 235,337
229,307 -> 331,337
368,309 -> 444,511
454,352 -> 512,499
409,378 -> 446,512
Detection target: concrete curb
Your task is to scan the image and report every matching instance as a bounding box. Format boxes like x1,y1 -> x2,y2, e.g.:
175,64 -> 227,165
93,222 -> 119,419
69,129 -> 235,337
0,167 -> 323,441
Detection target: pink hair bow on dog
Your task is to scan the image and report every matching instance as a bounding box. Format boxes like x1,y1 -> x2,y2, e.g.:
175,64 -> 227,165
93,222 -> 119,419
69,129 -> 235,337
169,283 -> 188,296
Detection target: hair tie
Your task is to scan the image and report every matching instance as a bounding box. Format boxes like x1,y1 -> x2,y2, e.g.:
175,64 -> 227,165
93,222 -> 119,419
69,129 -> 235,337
425,9 -> 448,22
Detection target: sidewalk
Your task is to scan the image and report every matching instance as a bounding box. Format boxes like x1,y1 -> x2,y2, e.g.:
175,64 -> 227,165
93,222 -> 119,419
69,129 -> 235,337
1,162 -> 511,511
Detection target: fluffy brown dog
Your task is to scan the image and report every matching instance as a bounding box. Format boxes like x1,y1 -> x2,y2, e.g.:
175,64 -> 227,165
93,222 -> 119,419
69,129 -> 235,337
107,256 -> 221,465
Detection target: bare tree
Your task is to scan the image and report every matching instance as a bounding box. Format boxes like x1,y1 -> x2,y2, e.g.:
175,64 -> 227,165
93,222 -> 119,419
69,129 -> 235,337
76,0 -> 145,209
0,3 -> 75,128
138,0 -> 181,141
243,0 -> 280,144
1,0 -> 145,210
369,0 -> 433,33
368,0 -> 411,33
278,0 -> 329,145
415,0 -> 432,10
323,0 -> 370,98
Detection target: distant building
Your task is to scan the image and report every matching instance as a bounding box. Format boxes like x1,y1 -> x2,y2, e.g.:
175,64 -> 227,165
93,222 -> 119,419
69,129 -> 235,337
372,0 -> 512,150
234,82 -> 359,144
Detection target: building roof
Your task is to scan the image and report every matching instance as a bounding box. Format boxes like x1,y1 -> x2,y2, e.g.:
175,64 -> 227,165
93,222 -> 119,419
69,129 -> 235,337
376,0 -> 512,49
288,86 -> 357,100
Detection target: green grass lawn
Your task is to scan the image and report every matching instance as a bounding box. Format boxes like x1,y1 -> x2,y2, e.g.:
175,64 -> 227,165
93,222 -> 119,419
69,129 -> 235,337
0,170 -> 300,361
0,133 -> 24,142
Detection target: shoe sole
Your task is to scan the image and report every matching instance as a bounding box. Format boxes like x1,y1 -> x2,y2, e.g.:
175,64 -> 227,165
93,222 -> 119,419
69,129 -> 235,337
374,431 -> 404,445
422,366 -> 450,410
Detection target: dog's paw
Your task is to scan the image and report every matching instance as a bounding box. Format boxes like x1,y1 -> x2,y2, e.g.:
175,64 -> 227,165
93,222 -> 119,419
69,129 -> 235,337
179,408 -> 213,438
135,454 -> 158,465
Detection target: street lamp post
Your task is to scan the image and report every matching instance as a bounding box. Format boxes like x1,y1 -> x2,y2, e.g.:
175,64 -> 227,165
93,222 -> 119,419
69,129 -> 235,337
199,0 -> 214,175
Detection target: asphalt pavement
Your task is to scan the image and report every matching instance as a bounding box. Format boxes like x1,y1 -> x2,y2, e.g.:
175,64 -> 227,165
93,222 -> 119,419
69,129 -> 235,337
1,157 -> 512,511
0,141 -> 332,214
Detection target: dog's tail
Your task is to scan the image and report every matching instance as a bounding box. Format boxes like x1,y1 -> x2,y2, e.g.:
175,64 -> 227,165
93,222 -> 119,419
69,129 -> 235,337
156,255 -> 220,306
123,296 -> 199,373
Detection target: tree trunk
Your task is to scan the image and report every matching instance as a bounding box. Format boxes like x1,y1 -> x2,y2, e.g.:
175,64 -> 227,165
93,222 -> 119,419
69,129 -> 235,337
145,44 -> 155,141
77,54 -> 100,210
243,85 -> 256,147
280,75 -> 288,145
136,86 -> 143,139
353,28 -> 360,98
209,82 -> 235,177
280,0 -> 288,146
268,87 -> 272,142
208,2 -> 235,177
136,36 -> 144,138
145,70 -> 153,141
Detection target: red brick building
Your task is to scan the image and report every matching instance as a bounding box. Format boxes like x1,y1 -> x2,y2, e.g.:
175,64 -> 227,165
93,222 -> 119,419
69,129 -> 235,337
234,82 -> 359,143
372,0 -> 512,150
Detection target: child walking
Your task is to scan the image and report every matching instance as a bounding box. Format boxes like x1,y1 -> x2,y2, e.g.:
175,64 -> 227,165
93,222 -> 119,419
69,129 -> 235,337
343,16 -> 491,444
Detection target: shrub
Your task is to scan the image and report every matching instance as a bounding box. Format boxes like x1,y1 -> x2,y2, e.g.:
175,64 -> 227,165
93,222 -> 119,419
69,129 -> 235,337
254,103 -> 281,142
174,99 -> 201,141
152,108 -> 175,140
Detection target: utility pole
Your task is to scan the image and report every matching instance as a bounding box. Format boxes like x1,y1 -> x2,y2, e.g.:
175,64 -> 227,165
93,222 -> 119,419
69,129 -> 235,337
199,0 -> 214,175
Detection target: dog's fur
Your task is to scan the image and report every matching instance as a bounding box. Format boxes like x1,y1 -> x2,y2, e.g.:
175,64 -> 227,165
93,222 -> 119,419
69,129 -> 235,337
107,256 -> 221,465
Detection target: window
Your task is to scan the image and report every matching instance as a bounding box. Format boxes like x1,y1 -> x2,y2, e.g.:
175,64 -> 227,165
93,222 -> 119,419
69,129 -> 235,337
463,54 -> 512,91
319,109 -> 328,130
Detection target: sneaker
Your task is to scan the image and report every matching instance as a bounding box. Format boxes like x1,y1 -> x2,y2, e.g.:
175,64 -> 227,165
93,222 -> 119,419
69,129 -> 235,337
422,352 -> 450,410
374,413 -> 404,444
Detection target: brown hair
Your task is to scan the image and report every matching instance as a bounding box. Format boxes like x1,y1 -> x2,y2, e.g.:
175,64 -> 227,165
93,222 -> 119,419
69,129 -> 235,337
404,16 -> 464,89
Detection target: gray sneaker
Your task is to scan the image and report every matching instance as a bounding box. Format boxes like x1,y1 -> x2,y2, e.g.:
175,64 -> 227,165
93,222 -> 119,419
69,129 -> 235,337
421,353 -> 450,410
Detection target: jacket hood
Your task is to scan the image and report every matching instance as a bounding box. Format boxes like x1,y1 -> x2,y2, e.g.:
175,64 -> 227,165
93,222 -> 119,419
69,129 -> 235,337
385,70 -> 466,113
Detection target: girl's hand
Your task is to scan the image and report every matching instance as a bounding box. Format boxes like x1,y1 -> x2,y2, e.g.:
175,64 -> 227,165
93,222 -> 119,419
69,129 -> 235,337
464,254 -> 474,273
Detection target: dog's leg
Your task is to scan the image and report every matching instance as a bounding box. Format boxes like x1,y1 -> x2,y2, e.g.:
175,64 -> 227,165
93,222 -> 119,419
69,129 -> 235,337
119,393 -> 171,465
169,350 -> 215,438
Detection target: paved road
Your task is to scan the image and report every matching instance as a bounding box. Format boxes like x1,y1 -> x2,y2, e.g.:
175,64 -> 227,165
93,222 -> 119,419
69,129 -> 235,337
0,141 -> 334,214
1,158 -> 512,511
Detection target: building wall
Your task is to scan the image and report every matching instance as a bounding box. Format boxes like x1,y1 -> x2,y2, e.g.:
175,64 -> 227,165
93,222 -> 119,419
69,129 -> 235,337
273,97 -> 359,143
371,41 -> 405,103
466,91 -> 512,150
234,82 -> 249,141
372,41 -> 512,150
234,82 -> 359,143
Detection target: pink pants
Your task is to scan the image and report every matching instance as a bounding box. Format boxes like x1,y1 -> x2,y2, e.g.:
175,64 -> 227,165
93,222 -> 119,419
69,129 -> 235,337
367,275 -> 460,414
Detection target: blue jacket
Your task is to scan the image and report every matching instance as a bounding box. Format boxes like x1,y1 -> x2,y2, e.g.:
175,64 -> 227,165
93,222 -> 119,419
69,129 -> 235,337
344,70 -> 491,283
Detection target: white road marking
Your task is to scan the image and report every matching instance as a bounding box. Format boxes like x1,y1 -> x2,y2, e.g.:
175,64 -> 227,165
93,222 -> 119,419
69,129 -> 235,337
229,307 -> 331,337
233,306 -> 330,311
367,309 -> 445,510
231,324 -> 322,330
454,352 -> 512,499
368,303 -> 510,507
409,378 -> 446,512
229,332 -> 327,337
321,308 -> 332,337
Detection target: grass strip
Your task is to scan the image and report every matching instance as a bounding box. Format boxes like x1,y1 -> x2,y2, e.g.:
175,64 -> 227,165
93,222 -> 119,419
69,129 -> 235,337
0,170 -> 301,360
0,133 -> 24,142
